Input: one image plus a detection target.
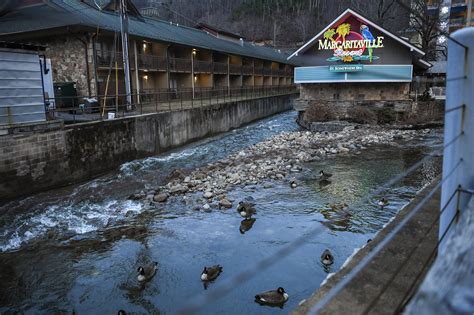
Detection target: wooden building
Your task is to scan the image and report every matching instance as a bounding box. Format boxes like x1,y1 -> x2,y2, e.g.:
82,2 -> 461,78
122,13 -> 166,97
0,0 -> 296,102
287,9 -> 431,122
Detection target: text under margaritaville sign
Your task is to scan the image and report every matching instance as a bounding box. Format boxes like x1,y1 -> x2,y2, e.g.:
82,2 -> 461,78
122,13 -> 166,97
318,22 -> 384,63
329,64 -> 363,72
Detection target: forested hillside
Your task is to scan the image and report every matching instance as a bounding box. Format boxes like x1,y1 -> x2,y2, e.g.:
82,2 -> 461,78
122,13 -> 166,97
133,0 -> 411,48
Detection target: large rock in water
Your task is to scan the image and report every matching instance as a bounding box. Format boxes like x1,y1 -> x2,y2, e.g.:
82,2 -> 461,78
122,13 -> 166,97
203,191 -> 213,199
153,193 -> 169,203
219,198 -> 232,208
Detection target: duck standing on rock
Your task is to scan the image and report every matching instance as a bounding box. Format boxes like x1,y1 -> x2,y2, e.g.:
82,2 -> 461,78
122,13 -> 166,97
320,249 -> 334,266
137,262 -> 158,282
237,196 -> 256,218
200,265 -> 223,282
378,197 -> 389,209
255,287 -> 289,306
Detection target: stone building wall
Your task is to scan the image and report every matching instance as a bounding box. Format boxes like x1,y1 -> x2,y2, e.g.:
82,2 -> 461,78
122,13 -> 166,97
300,82 -> 410,101
38,35 -> 97,96
294,82 -> 416,127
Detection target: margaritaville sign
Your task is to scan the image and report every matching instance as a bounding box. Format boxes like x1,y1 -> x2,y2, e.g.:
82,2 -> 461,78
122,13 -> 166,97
318,22 -> 384,63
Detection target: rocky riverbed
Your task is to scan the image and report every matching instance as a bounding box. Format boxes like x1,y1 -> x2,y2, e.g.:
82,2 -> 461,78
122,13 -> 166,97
129,124 -> 434,210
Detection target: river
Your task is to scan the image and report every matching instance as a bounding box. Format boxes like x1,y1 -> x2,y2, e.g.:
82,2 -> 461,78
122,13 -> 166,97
0,111 -> 442,314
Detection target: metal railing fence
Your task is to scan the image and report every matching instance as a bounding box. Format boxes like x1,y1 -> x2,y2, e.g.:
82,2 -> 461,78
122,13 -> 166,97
42,85 -> 297,124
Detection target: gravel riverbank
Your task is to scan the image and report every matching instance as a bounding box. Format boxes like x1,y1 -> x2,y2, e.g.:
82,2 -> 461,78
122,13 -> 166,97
130,124 -> 434,209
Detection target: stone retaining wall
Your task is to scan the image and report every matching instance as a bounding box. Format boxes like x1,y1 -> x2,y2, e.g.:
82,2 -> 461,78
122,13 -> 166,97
294,99 -> 444,127
0,94 -> 295,201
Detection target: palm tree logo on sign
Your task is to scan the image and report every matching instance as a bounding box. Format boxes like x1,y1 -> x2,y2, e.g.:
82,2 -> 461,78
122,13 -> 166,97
319,22 -> 384,63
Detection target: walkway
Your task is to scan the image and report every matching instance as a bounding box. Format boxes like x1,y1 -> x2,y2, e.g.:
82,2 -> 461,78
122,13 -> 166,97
293,179 -> 441,315
52,87 -> 297,124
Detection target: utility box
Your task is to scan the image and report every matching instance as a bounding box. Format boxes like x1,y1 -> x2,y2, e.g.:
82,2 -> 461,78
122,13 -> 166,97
54,82 -> 77,109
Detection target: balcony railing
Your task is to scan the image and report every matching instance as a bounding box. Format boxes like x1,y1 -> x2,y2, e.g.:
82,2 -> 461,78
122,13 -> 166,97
263,68 -> 272,76
44,85 -> 298,124
242,65 -> 253,75
254,66 -> 263,75
95,51 -> 295,78
169,57 -> 192,72
229,64 -> 242,75
213,62 -> 228,74
194,60 -> 213,73
96,50 -> 124,68
136,54 -> 167,71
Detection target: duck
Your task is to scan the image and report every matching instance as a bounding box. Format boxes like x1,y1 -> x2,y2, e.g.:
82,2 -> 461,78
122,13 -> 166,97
237,196 -> 256,218
320,249 -> 334,266
255,287 -> 289,305
319,170 -> 333,180
378,197 -> 389,208
239,218 -> 256,234
137,262 -> 158,282
290,179 -> 297,189
318,179 -> 332,187
200,265 -> 223,281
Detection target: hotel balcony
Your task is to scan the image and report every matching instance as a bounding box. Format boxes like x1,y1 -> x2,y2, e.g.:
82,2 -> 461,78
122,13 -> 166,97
242,65 -> 253,75
213,62 -> 228,74
229,64 -> 242,75
168,57 -> 192,73
263,68 -> 273,76
193,60 -> 213,73
96,50 -> 124,68
254,65 -> 264,76
136,54 -> 167,71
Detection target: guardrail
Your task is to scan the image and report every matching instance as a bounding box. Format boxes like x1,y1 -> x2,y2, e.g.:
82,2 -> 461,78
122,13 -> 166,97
44,85 -> 297,124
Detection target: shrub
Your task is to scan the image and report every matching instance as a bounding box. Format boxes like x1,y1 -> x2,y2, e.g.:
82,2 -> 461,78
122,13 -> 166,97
347,106 -> 377,124
375,108 -> 396,124
304,103 -> 336,122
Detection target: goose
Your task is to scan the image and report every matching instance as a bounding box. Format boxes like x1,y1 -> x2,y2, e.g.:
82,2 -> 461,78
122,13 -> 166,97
318,179 -> 331,187
255,287 -> 289,305
200,265 -> 223,281
320,249 -> 334,266
319,170 -> 333,180
118,311 -> 127,315
290,179 -> 297,189
237,197 -> 256,218
239,218 -> 256,234
137,262 -> 158,282
378,198 -> 389,208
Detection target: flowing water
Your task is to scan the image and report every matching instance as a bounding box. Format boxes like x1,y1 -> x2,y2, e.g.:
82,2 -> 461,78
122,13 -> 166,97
0,111 -> 442,314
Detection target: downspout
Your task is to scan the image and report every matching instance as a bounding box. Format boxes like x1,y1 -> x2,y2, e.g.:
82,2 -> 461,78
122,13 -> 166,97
167,44 -> 172,90
91,32 -> 99,98
76,34 -> 92,97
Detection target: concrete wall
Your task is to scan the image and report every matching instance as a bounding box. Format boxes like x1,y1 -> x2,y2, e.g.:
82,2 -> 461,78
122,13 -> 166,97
0,94 -> 296,200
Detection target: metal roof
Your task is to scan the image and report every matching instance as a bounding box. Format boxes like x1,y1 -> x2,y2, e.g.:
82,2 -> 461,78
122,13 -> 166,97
0,0 -> 301,65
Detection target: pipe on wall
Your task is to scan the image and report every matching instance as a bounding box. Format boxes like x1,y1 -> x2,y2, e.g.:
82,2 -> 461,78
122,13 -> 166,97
76,34 -> 92,97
